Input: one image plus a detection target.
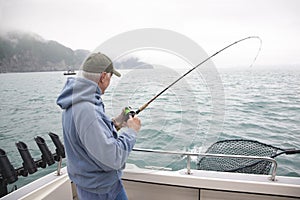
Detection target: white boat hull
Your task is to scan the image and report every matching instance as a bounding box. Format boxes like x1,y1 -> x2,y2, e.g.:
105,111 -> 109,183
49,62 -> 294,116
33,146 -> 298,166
1,167 -> 73,200
123,164 -> 300,200
1,164 -> 300,200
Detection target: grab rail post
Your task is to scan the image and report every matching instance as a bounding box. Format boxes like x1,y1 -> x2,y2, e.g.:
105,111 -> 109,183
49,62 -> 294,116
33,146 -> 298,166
186,155 -> 191,175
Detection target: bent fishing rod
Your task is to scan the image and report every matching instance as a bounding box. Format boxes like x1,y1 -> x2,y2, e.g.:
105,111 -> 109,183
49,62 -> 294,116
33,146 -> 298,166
126,36 -> 262,117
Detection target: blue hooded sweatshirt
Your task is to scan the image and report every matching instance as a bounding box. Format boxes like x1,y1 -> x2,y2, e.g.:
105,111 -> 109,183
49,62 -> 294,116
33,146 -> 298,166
56,77 -> 137,195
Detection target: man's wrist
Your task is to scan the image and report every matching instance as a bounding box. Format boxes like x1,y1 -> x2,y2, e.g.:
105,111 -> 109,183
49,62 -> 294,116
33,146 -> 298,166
112,118 -> 121,131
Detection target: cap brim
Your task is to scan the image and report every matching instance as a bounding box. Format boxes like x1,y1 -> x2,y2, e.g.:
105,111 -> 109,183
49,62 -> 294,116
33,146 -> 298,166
113,69 -> 121,77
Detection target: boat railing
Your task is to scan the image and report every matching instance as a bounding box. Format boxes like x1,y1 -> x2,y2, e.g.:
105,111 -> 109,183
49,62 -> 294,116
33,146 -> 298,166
132,148 -> 278,181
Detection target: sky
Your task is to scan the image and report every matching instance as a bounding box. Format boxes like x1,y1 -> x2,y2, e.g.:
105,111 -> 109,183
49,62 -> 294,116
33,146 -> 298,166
0,0 -> 300,67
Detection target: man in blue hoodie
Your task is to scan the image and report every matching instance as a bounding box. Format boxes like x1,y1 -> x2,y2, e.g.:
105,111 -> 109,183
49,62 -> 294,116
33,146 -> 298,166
57,52 -> 141,200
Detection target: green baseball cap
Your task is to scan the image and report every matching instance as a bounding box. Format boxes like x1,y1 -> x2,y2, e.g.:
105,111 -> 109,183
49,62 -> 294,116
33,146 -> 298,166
82,52 -> 121,77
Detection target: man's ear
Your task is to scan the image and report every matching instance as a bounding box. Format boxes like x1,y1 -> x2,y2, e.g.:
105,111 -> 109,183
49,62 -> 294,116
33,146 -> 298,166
99,72 -> 106,83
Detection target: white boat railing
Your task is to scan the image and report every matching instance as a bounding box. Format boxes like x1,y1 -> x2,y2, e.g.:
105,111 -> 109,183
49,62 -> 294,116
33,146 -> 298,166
132,148 -> 278,181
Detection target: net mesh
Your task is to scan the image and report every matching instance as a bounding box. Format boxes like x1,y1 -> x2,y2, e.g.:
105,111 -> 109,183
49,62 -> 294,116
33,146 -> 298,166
197,139 -> 283,175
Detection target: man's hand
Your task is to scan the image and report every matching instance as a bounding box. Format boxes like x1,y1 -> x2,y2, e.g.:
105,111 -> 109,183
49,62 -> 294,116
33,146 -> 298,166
112,108 -> 127,131
127,116 -> 141,132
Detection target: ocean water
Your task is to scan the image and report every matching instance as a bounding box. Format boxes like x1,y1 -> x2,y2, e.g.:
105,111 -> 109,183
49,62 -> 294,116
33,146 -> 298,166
0,67 -> 300,191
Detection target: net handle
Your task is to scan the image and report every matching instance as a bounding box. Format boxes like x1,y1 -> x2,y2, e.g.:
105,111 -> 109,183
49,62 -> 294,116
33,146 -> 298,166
272,149 -> 300,158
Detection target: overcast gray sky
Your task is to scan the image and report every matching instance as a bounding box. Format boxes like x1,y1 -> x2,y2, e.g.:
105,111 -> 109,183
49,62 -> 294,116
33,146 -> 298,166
0,0 -> 300,67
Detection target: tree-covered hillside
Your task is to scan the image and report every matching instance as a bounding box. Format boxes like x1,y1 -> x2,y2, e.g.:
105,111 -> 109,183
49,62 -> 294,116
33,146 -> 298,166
0,31 -> 90,73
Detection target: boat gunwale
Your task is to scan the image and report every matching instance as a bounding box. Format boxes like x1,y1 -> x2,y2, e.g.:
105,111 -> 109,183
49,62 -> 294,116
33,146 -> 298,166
123,163 -> 300,198
132,147 -> 278,181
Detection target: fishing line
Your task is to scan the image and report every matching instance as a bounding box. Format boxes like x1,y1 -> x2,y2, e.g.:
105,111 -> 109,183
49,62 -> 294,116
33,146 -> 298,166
130,36 -> 262,116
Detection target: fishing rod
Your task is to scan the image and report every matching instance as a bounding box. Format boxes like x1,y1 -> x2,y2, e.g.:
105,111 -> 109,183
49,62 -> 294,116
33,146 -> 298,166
126,36 -> 262,117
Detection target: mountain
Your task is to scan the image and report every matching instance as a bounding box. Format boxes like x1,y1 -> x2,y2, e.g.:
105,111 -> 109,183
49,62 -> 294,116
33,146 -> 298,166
0,31 -> 153,73
114,57 -> 153,69
0,31 -> 90,73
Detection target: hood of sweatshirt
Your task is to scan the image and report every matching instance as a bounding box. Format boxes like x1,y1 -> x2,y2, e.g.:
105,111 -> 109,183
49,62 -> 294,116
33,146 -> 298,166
56,77 -> 102,110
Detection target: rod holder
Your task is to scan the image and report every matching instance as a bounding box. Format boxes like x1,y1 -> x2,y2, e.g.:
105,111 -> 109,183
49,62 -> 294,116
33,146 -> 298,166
15,142 -> 37,175
0,132 -> 66,198
0,149 -> 18,184
35,136 -> 55,167
49,132 -> 65,161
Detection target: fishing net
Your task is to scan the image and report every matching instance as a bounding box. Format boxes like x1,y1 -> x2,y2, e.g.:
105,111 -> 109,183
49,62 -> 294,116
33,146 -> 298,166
197,139 -> 285,175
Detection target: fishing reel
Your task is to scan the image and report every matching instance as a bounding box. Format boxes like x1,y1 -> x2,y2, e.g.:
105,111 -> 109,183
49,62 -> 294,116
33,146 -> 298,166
113,106 -> 136,131
124,106 -> 136,121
